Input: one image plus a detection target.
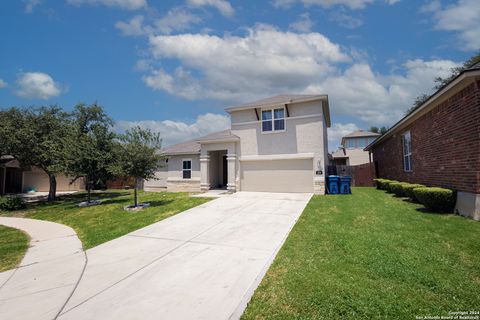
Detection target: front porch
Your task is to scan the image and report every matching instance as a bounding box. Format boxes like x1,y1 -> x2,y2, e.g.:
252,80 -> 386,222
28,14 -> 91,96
197,132 -> 239,193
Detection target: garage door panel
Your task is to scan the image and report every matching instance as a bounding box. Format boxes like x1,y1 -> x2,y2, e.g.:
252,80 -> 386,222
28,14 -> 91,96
240,159 -> 313,193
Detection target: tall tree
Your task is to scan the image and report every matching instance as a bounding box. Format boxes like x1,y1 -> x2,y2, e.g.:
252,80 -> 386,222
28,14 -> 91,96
379,126 -> 388,135
64,103 -> 117,203
0,106 -> 71,201
406,52 -> 480,115
117,126 -> 163,207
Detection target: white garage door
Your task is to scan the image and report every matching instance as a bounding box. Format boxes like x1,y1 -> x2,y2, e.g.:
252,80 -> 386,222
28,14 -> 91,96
240,159 -> 314,193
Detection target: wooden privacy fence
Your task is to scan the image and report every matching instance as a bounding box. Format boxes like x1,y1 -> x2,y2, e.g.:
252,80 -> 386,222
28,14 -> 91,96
327,163 -> 376,187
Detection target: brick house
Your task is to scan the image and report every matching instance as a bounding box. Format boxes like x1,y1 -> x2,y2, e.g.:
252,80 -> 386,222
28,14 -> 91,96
365,63 -> 480,220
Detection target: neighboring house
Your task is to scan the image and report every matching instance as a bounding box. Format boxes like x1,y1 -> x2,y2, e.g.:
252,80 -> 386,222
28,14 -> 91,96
331,130 -> 380,165
144,94 -> 331,194
365,63 -> 480,220
0,156 -> 85,195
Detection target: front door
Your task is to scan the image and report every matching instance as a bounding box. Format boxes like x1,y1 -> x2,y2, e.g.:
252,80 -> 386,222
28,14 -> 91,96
4,168 -> 22,194
222,155 -> 228,187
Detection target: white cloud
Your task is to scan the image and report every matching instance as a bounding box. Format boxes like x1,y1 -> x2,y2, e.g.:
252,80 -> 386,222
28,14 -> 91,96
329,9 -> 363,29
272,0 -> 398,10
114,113 -> 230,146
15,72 -> 62,100
115,8 -> 201,36
289,13 -> 314,32
67,0 -> 147,10
327,122 -> 359,151
426,0 -> 480,51
186,0 -> 234,17
24,0 -> 41,13
137,22 -> 458,126
0,79 -> 7,88
154,8 -> 202,34
145,24 -> 349,101
305,59 -> 458,123
115,15 -> 147,36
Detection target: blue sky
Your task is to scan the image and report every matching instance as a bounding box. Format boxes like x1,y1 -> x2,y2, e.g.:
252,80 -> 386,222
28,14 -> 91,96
0,0 -> 478,150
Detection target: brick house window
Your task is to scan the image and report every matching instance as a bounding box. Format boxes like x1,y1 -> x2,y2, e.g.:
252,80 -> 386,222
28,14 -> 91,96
402,131 -> 412,172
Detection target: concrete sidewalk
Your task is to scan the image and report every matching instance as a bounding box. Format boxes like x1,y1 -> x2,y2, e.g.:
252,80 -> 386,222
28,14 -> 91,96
0,217 -> 85,320
60,192 -> 311,320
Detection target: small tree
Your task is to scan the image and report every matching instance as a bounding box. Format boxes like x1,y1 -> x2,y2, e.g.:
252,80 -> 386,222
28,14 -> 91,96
0,106 -> 70,201
64,103 -> 117,203
369,126 -> 379,133
117,126 -> 163,207
379,126 -> 388,135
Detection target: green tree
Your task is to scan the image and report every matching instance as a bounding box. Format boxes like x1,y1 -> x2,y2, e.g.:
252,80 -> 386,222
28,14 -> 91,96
369,126 -> 379,133
380,126 -> 388,135
117,126 -> 164,207
64,103 -> 117,203
0,106 -> 71,201
407,52 -> 480,115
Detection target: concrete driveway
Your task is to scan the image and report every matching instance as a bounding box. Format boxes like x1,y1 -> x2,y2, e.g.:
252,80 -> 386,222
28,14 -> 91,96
2,192 -> 312,320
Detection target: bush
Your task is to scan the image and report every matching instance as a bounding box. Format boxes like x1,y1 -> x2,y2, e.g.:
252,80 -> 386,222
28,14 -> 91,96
374,178 -> 398,191
413,187 -> 456,213
0,196 -> 26,211
389,182 -> 410,197
401,183 -> 425,201
384,180 -> 400,193
373,178 -> 390,190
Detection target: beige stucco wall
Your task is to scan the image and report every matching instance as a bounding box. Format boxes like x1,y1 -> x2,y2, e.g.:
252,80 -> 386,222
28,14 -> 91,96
231,100 -> 327,194
344,148 -> 371,166
22,167 -> 84,192
143,159 -> 168,191
145,155 -> 201,192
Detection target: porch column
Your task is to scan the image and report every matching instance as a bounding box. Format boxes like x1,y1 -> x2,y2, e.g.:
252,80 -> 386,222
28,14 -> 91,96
226,153 -> 236,192
200,154 -> 210,191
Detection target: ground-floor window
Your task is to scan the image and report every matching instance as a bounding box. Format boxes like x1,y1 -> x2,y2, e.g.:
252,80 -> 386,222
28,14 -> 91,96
182,159 -> 192,179
402,131 -> 412,172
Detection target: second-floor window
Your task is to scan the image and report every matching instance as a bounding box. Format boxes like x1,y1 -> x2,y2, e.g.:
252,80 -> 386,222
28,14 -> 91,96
262,108 -> 285,132
402,131 -> 412,172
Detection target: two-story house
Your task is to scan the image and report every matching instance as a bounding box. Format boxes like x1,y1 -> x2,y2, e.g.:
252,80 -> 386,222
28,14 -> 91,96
331,130 -> 380,166
144,94 -> 331,194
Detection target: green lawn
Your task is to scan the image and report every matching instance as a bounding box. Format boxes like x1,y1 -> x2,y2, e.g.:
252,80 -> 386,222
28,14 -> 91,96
1,190 -> 210,250
0,225 -> 29,272
243,188 -> 480,320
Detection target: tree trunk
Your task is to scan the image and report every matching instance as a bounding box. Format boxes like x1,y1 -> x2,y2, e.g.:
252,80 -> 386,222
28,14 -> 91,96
87,182 -> 91,203
48,174 -> 57,202
134,180 -> 138,207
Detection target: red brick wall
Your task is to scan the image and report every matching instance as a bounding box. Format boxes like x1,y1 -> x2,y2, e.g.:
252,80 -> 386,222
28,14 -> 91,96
372,80 -> 480,194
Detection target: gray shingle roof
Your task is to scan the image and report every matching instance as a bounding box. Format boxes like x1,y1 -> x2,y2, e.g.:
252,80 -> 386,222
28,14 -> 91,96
225,94 -> 327,112
160,140 -> 201,155
160,130 -> 239,155
343,130 -> 381,138
195,130 -> 239,143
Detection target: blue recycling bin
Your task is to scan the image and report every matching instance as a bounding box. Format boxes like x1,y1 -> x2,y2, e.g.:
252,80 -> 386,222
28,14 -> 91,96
328,175 -> 339,194
340,176 -> 352,194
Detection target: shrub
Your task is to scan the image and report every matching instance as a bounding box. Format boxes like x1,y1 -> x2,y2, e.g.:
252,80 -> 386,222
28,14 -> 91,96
384,180 -> 400,193
373,178 -> 390,190
388,182 -> 409,197
0,196 -> 26,211
413,187 -> 456,213
401,183 -> 425,201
